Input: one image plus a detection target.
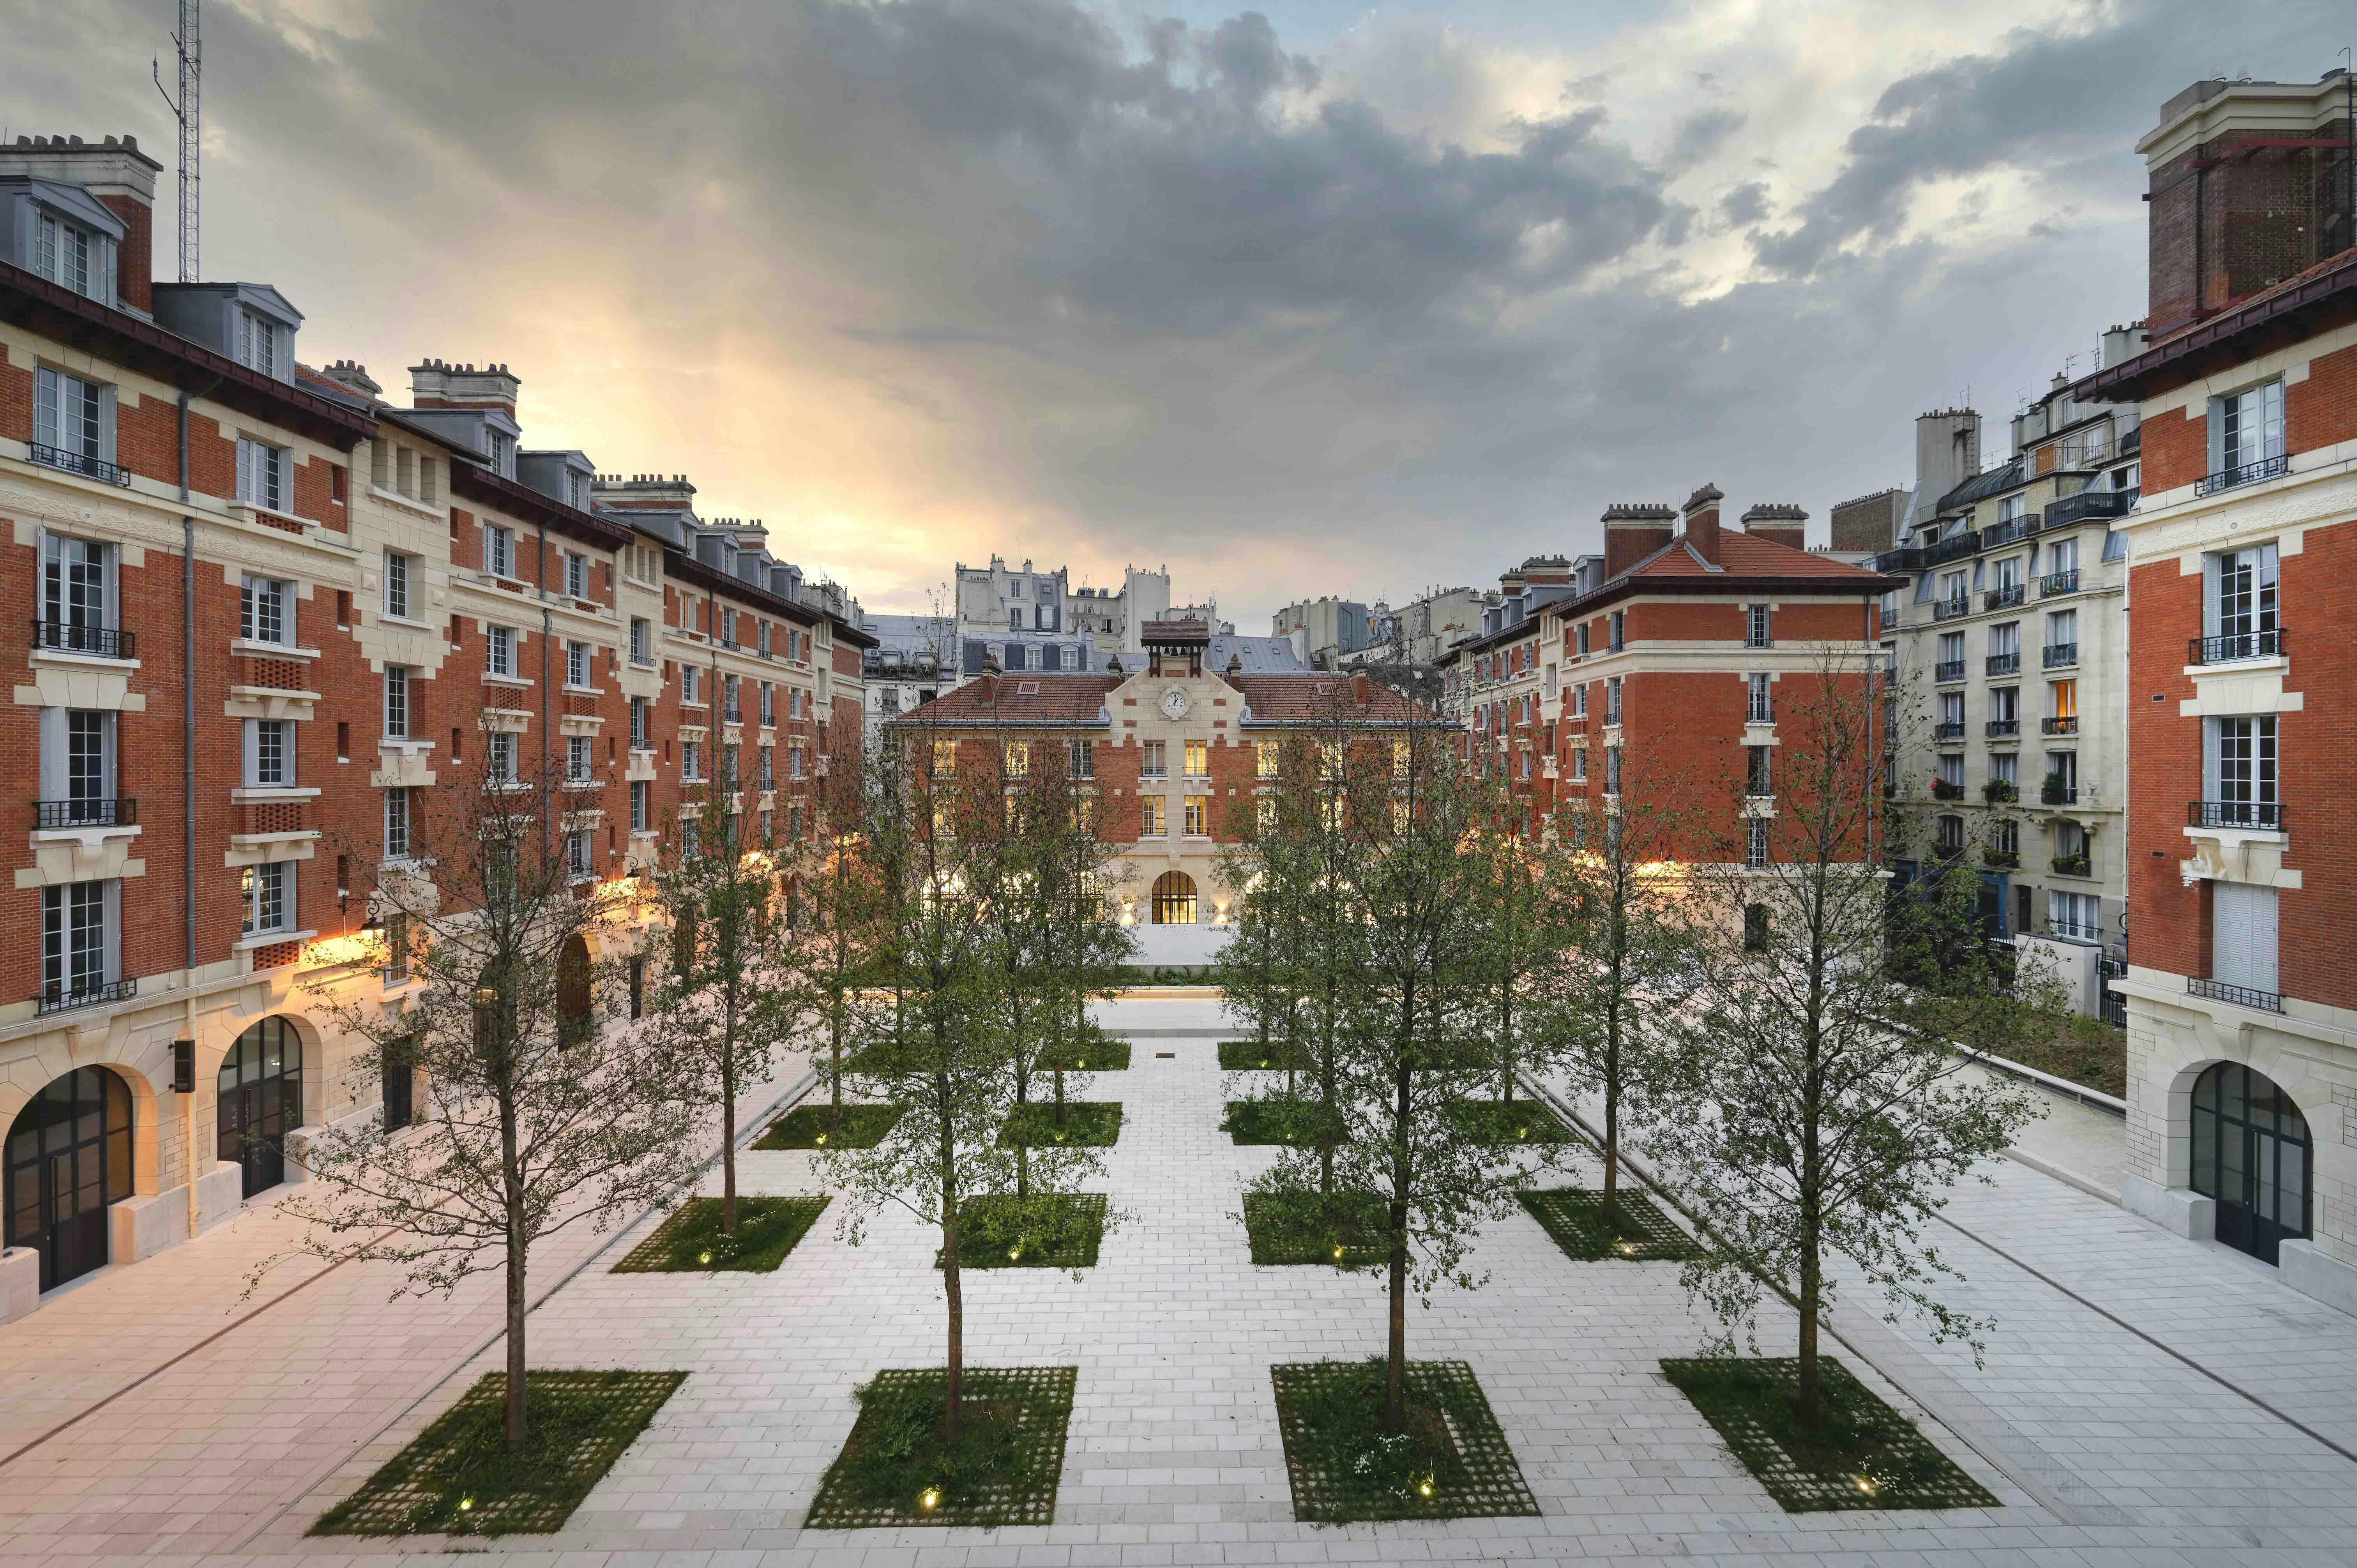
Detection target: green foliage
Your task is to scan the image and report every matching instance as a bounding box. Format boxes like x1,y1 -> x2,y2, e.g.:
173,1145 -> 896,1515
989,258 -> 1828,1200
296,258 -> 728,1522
1034,1039 -> 1130,1071
998,1102 -> 1122,1147
312,1370 -> 686,1536
1444,1099 -> 1573,1146
1219,1039 -> 1311,1071
754,1103 -> 905,1150
804,1367 -> 1076,1529
1517,1188 -> 1700,1262
1659,1358 -> 1996,1511
937,1193 -> 1107,1270
1241,1190 -> 1387,1266
611,1195 -> 828,1273
1221,1098 -> 1347,1147
1269,1360 -> 1539,1522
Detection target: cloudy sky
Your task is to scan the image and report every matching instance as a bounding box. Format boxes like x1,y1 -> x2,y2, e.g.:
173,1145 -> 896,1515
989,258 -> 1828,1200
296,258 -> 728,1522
4,0 -> 2343,627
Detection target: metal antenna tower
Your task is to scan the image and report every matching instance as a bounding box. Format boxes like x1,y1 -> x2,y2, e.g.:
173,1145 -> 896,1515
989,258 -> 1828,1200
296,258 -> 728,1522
151,0 -> 200,282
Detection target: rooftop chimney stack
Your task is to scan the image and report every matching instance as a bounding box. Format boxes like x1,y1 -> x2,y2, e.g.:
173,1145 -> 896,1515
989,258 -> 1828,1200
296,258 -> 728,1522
1739,502 -> 1808,551
0,134 -> 161,312
1683,482 -> 1724,564
408,358 -> 520,417
1601,502 -> 1676,578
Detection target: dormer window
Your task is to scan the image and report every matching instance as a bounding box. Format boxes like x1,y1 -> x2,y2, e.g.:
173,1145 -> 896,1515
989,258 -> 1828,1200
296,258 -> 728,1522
485,430 -> 516,478
33,211 -> 104,303
236,310 -> 280,377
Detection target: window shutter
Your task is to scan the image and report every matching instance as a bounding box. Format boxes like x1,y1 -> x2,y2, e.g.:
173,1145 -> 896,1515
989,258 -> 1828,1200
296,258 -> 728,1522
242,719 -> 259,786
33,368 -> 58,451
98,384 -> 118,466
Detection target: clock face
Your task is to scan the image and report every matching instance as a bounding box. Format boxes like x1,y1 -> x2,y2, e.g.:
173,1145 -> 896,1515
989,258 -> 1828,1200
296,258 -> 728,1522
1160,686 -> 1189,720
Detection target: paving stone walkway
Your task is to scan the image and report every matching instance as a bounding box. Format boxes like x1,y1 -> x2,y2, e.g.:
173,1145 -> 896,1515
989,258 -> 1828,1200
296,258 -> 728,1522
4,998 -> 2355,1567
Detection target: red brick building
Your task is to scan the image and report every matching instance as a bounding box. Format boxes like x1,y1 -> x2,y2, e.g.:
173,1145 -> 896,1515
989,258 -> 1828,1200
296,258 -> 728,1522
2073,71 -> 2357,1310
892,619 -> 1430,968
0,133 -> 867,1310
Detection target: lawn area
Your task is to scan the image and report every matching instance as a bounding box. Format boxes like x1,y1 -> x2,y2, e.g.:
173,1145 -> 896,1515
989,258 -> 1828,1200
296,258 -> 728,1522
1222,1098 -> 1346,1147
1000,1101 -> 1122,1147
938,1192 -> 1108,1269
1219,1039 -> 1311,1071
754,1103 -> 903,1150
1270,1358 -> 1539,1523
804,1367 -> 1078,1528
1445,1098 -> 1573,1146
1241,1190 -> 1387,1267
1035,1040 -> 1131,1071
1518,1187 -> 1700,1261
311,1370 -> 687,1537
611,1195 -> 829,1273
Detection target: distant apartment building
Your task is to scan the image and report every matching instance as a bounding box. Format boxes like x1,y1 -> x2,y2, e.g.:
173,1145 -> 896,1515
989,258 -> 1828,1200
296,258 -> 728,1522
1868,337 -> 2146,1015
1271,595 -> 1371,669
952,556 -> 1226,657
2073,69 -> 2357,1307
1341,585 -> 1489,671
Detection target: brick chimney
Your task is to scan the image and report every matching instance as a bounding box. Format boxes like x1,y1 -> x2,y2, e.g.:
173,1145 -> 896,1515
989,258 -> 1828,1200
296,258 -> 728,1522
0,135 -> 161,312
1601,503 -> 1675,578
1352,671 -> 1369,706
1683,483 -> 1725,563
409,359 -> 519,417
1739,502 -> 1808,551
320,360 -> 382,399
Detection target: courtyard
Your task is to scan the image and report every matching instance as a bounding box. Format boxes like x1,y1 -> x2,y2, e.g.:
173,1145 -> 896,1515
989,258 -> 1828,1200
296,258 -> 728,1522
0,996 -> 2349,1566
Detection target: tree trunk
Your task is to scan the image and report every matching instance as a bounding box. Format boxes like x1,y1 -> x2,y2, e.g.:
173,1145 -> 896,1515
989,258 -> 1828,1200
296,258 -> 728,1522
828,986 -> 843,1132
1500,983 -> 1514,1102
1797,1217 -> 1822,1427
721,1019 -> 739,1234
1384,1043 -> 1412,1437
501,1098 -> 528,1451
1601,1003 -> 1621,1230
941,1120 -> 964,1443
1053,1067 -> 1067,1125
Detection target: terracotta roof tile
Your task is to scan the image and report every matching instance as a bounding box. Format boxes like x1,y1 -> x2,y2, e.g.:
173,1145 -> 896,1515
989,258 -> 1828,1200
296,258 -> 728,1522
1232,676 -> 1430,723
901,676 -> 1120,724
1620,528 -> 1884,582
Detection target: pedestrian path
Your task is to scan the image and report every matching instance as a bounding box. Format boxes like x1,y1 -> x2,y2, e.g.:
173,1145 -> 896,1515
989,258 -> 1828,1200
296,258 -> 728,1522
6,1002 -> 2356,1566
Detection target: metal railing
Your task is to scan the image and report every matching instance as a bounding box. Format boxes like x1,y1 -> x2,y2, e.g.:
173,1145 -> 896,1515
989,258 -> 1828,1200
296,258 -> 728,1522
1985,719 -> 2019,738
34,798 -> 136,828
1981,519 -> 2029,549
2041,783 -> 2078,805
2188,628 -> 2284,665
37,976 -> 136,1015
1873,546 -> 1924,572
1982,848 -> 2019,869
1935,660 -> 1965,682
1932,598 -> 1972,622
2040,570 -> 2081,597
2188,799 -> 2284,831
1924,530 -> 1983,565
31,619 -> 134,659
1985,652 -> 2020,676
2042,715 -> 2078,735
2050,854 -> 2091,877
1934,721 -> 1966,742
30,443 -> 133,486
1931,780 -> 1965,800
2043,643 -> 2078,669
1984,584 -> 2024,611
2188,976 -> 2281,1013
2041,488 -> 2135,530
2193,453 -> 2289,496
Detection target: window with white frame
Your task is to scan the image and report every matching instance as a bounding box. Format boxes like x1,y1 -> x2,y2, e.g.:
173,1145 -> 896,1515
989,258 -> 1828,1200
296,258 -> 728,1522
629,617 -> 651,664
1746,819 -> 1769,869
759,745 -> 774,789
32,366 -> 113,476
1746,673 -> 1772,723
1937,751 -> 1963,789
2207,715 -> 2278,821
683,740 -> 703,780
245,718 -> 293,787
383,665 -> 411,738
760,683 -> 774,726
567,735 -> 592,782
2213,379 -> 2285,475
566,829 -> 592,880
384,550 -> 412,618
563,551 -> 587,599
240,861 -> 292,936
483,523 -> 513,578
1605,676 -> 1623,725
630,780 -> 648,831
790,742 -> 806,779
565,641 -> 589,688
487,730 -> 516,783
1570,747 -> 1587,782
1997,493 -> 2027,526
236,310 -> 281,377
681,665 -> 701,705
722,742 -> 739,786
486,431 -> 516,477
41,533 -> 111,640
486,625 -> 516,677
383,787 -> 412,860
1745,603 -> 1771,647
236,437 -> 289,513
1604,745 -> 1622,796
629,697 -> 648,750
2047,889 -> 2101,943
2205,543 -> 2278,658
241,574 -> 291,645
32,210 -> 104,301
42,879 -> 112,1003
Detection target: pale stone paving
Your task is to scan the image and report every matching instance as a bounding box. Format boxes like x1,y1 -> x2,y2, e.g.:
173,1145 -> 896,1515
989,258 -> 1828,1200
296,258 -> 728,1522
6,999 -> 2357,1566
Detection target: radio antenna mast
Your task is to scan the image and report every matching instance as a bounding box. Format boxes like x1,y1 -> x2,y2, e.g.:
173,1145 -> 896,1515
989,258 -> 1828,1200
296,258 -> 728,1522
151,0 -> 200,282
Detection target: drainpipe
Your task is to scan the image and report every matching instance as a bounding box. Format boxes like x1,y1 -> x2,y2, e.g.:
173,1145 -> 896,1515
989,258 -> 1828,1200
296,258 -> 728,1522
177,378 -> 217,1241
538,517 -> 551,843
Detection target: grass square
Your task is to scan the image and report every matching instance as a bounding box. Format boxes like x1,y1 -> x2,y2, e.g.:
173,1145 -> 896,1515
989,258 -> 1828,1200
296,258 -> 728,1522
611,1195 -> 829,1273
1242,1190 -> 1388,1267
1222,1098 -> 1347,1146
1270,1358 -> 1539,1523
1035,1040 -> 1131,1071
1220,1039 -> 1311,1070
1000,1101 -> 1121,1147
755,1102 -> 903,1150
938,1192 -> 1108,1270
1660,1356 -> 1998,1512
1519,1187 -> 1699,1261
1446,1098 -> 1573,1146
804,1366 -> 1077,1528
311,1369 -> 686,1537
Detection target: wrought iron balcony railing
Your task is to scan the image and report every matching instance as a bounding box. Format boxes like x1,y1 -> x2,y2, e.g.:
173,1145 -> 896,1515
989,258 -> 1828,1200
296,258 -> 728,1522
31,619 -> 134,659
30,443 -> 133,486
2188,976 -> 2281,1013
34,798 -> 137,828
2193,453 -> 2289,496
2188,799 -> 2283,832
2188,628 -> 2284,665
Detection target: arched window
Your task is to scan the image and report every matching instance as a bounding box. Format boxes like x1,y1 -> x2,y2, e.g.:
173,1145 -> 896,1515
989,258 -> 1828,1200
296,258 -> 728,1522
2191,1062 -> 2310,1264
5,1067 -> 132,1290
1151,870 -> 1197,926
219,1018 -> 301,1198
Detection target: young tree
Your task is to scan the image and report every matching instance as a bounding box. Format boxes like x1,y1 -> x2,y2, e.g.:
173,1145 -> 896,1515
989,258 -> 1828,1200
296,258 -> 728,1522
280,747 -> 695,1449
1462,779 -> 1581,1104
821,714 -> 1110,1441
643,752 -> 787,1234
1647,652 -> 2055,1426
779,717 -> 883,1136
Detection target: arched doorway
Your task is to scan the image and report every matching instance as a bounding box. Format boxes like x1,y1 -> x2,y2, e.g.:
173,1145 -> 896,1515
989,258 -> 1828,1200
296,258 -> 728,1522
1152,870 -> 1197,925
219,1017 -> 302,1199
5,1067 -> 133,1290
556,935 -> 593,1046
2191,1061 -> 2310,1264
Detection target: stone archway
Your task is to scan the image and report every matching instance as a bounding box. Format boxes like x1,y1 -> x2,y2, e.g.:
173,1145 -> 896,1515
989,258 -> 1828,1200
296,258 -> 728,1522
5,1066 -> 134,1290
1151,870 -> 1197,925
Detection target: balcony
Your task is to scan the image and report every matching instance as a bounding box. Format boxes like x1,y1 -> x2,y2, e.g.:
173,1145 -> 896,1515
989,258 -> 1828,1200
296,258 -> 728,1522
30,443 -> 133,487
37,976 -> 137,1015
2041,782 -> 2078,805
2187,976 -> 2282,1013
1981,519 -> 2029,550
2050,853 -> 2091,877
2039,570 -> 2081,597
1983,584 -> 2024,612
1931,779 -> 1965,801
1934,722 -> 1966,743
1985,652 -> 2020,676
2041,716 -> 2077,735
2188,800 -> 2283,832
2193,453 -> 2289,496
2042,643 -> 2078,669
31,619 -> 134,659
1931,598 -> 1972,623
1873,546 -> 1924,573
2041,488 -> 2136,530
34,798 -> 137,829
1924,530 -> 1982,566
1982,780 -> 2018,804
1935,660 -> 1966,683
1985,719 -> 2020,739
1983,848 -> 2020,869
2189,628 -> 2284,665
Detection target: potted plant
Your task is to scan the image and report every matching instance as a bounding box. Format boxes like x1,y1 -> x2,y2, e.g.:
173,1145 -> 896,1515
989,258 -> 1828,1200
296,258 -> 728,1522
2040,772 -> 2071,805
1931,777 -> 1964,801
1982,779 -> 2017,804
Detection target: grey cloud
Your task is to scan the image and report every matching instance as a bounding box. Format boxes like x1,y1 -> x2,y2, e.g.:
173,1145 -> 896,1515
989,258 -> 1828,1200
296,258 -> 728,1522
1666,107 -> 1745,170
1718,180 -> 1770,227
